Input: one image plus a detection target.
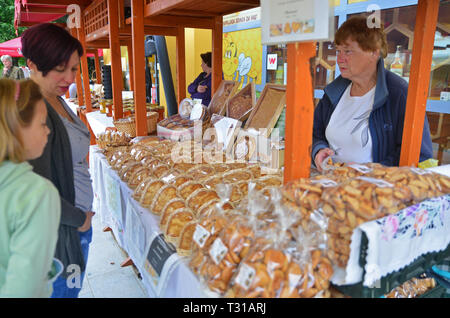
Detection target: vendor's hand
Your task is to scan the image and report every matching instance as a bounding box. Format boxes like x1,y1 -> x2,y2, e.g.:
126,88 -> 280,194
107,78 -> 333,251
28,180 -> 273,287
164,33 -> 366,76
197,85 -> 207,93
78,211 -> 95,232
314,148 -> 335,172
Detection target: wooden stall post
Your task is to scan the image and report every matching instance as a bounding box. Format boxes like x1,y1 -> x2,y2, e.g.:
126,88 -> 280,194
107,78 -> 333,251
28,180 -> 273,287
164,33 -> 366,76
107,0 -> 124,120
283,42 -> 316,183
211,15 -> 223,96
399,0 -> 440,167
94,49 -> 102,84
131,0 -> 148,136
176,25 -> 186,104
127,41 -> 134,91
77,14 -> 92,113
71,28 -> 84,107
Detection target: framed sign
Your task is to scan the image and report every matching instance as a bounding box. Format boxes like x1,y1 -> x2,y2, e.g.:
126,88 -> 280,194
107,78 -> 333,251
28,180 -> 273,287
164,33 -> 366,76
267,53 -> 278,70
261,0 -> 334,45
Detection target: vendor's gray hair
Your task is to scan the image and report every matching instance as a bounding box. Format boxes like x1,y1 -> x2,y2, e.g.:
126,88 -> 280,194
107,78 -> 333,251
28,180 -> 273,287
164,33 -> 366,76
1,55 -> 12,63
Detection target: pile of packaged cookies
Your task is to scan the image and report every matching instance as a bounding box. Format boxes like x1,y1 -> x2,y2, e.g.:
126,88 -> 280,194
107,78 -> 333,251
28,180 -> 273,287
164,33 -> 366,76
100,135 -> 450,298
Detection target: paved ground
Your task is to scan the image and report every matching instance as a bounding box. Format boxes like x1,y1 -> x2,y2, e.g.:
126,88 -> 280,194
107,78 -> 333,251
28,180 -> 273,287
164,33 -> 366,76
79,213 -> 148,298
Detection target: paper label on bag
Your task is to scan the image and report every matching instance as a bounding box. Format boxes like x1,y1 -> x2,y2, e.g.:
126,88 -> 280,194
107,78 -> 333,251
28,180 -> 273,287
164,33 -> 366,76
209,238 -> 228,265
410,167 -> 432,175
311,179 -> 338,188
348,164 -> 372,174
288,273 -> 303,292
234,263 -> 256,290
193,224 -> 211,248
357,176 -> 393,188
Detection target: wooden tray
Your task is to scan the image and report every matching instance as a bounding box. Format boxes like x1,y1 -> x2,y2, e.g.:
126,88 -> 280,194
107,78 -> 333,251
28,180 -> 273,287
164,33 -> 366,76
207,80 -> 238,116
226,81 -> 256,122
244,84 -> 286,138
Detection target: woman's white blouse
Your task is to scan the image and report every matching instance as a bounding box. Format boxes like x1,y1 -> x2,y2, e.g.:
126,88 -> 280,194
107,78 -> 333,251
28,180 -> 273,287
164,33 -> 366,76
325,83 -> 376,164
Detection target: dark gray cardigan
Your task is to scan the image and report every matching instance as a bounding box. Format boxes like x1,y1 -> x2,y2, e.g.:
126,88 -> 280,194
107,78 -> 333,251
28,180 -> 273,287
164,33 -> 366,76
29,98 -> 87,278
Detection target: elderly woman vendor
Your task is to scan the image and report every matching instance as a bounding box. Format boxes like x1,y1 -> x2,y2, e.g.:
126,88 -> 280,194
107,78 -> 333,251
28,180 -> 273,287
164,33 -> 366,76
312,16 -> 433,171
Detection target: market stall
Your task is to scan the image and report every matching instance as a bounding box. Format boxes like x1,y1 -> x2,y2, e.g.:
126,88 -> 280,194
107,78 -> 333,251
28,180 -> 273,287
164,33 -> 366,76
14,0 -> 450,299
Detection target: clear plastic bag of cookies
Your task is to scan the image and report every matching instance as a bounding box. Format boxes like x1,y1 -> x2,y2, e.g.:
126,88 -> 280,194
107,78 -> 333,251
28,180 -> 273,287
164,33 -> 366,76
320,158 -> 384,180
319,176 -> 406,223
200,213 -> 255,296
188,210 -> 230,277
281,174 -> 340,220
367,166 -> 450,204
385,275 -> 436,298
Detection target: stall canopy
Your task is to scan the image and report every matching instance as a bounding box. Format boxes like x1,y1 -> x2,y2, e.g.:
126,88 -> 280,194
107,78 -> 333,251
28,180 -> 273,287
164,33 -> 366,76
0,37 -> 23,57
14,0 -> 67,30
0,36 -> 102,58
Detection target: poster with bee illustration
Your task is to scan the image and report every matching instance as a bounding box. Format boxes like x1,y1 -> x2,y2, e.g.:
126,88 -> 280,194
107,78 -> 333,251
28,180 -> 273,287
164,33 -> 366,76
261,0 -> 334,45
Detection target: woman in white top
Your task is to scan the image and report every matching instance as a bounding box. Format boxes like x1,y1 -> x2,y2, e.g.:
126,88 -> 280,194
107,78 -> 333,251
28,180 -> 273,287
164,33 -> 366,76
312,16 -> 432,171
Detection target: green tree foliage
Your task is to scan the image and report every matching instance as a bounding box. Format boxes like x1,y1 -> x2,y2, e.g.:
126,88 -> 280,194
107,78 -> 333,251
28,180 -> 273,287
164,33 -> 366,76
0,0 -> 26,42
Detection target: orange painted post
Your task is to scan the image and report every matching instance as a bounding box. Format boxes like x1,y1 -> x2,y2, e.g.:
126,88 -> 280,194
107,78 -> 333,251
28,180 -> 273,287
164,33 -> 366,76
71,28 -> 84,107
283,42 -> 316,184
211,16 -> 223,96
399,0 -> 440,167
77,16 -> 92,113
176,25 -> 186,104
131,0 -> 148,136
127,41 -> 134,91
108,0 -> 124,120
94,49 -> 102,84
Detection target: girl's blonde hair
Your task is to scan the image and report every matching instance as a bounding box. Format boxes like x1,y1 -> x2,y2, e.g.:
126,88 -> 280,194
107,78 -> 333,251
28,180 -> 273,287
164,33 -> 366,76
0,79 -> 43,164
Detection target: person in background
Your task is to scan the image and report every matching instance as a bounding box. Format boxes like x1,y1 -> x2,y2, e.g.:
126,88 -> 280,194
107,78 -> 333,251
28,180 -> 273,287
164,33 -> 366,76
188,52 -> 212,106
1,55 -> 25,80
312,16 -> 432,171
21,23 -> 95,298
69,82 -> 77,98
0,79 -> 60,297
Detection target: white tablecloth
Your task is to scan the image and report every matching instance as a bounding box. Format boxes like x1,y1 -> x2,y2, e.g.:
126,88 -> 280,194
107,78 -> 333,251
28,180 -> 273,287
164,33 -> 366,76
86,111 -> 114,138
89,145 -> 206,298
90,147 -> 450,295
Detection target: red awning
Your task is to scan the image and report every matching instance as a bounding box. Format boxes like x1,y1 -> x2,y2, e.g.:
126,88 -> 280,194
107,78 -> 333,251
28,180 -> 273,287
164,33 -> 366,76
14,0 -> 67,31
0,37 -> 23,57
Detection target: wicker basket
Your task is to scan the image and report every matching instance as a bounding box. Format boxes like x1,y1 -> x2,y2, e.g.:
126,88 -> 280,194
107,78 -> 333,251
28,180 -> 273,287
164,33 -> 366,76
114,111 -> 158,137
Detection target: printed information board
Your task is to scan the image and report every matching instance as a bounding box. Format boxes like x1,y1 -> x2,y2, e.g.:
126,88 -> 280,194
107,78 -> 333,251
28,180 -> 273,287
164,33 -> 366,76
261,0 -> 334,45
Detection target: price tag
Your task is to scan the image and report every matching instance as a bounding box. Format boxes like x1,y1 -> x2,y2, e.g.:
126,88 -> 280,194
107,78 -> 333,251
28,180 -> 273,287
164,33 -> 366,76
193,224 -> 211,248
348,164 -> 373,174
410,167 -> 432,175
311,179 -> 338,188
209,238 -> 228,265
288,273 -> 303,291
357,176 -> 393,188
146,233 -> 177,277
234,263 -> 256,290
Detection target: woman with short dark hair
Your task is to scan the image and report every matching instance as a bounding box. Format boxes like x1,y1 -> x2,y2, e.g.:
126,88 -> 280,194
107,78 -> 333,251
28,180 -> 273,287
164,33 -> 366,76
312,16 -> 432,170
187,52 -> 212,106
21,23 -> 94,298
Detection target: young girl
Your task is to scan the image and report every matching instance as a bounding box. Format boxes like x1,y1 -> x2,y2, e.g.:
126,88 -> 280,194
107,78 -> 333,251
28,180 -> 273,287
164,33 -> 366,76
0,79 -> 61,297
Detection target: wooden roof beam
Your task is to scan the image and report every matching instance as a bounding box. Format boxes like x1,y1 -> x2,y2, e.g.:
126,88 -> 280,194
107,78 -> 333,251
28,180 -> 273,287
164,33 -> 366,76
213,0 -> 260,5
21,6 -> 67,14
126,15 -> 214,29
144,0 -> 194,17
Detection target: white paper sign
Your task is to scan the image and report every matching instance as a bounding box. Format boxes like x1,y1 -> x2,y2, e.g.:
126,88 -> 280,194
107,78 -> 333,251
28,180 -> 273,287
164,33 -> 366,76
267,53 -> 278,70
261,0 -> 334,45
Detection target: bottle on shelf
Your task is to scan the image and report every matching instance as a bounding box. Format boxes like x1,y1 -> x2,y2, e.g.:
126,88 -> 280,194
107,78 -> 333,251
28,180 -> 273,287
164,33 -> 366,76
390,45 -> 404,77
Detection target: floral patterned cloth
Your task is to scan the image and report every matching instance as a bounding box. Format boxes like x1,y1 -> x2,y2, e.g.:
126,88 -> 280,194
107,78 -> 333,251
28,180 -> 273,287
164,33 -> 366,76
331,194 -> 450,287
